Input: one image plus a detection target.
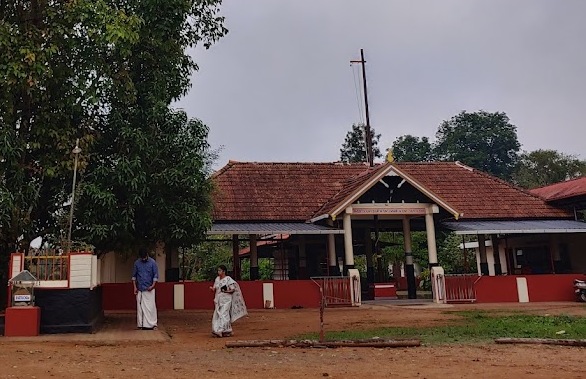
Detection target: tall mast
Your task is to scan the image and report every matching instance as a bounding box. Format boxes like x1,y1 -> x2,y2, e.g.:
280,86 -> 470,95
351,49 -> 373,166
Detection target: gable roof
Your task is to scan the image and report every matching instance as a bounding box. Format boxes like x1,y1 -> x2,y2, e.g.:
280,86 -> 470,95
314,162 -> 461,220
530,177 -> 586,202
212,161 -> 370,222
212,161 -> 571,222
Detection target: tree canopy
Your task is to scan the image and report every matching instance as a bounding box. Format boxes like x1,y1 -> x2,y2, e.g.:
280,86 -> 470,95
0,0 -> 227,258
391,135 -> 434,162
434,111 -> 521,180
1,0 -> 142,254
340,123 -> 382,164
75,0 -> 227,252
513,149 -> 586,189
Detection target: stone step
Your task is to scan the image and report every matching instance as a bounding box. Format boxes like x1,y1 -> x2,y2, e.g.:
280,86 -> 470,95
396,291 -> 433,300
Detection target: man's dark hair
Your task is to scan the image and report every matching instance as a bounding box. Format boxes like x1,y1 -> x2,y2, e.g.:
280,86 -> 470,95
139,248 -> 149,259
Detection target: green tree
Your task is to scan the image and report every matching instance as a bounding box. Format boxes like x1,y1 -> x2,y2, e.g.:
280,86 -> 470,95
435,111 -> 521,180
436,233 -> 477,274
75,0 -> 227,253
241,258 -> 274,281
513,149 -> 586,189
340,123 -> 382,163
391,135 -> 434,162
181,240 -> 232,281
0,0 -> 140,250
0,1 -> 227,309
0,1 -> 141,308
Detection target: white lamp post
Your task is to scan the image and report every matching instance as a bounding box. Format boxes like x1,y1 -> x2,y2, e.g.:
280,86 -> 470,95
67,139 -> 81,254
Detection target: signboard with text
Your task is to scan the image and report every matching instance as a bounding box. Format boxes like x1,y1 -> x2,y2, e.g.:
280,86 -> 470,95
350,206 -> 428,215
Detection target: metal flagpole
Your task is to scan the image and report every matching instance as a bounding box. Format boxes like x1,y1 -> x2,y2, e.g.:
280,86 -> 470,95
67,139 -> 81,254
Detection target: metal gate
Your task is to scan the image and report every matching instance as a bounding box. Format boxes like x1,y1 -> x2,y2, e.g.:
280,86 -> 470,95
444,274 -> 479,303
311,276 -> 352,306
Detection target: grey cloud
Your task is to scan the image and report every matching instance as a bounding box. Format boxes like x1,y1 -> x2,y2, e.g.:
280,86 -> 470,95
175,0 -> 586,167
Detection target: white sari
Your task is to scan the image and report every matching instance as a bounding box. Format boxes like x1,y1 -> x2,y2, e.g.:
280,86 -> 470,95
212,275 -> 247,336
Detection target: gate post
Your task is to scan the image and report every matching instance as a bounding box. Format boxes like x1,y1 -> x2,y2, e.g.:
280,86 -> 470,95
430,266 -> 446,304
348,269 -> 361,306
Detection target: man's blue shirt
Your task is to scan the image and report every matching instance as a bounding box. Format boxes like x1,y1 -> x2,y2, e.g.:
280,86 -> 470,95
132,257 -> 159,291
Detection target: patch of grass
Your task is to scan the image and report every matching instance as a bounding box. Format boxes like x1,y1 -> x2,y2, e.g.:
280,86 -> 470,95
297,311 -> 586,344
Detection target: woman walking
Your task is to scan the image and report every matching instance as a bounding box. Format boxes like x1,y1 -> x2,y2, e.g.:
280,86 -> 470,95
210,265 -> 247,337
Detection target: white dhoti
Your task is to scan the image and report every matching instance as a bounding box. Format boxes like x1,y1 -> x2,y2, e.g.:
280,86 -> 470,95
136,289 -> 158,329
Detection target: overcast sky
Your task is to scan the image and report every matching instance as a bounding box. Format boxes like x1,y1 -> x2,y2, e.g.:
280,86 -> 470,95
175,0 -> 586,168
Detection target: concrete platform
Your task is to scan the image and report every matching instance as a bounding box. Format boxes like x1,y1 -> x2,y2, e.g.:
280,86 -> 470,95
0,312 -> 169,343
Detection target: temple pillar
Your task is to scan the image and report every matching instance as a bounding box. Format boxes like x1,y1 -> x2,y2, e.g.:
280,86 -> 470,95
250,234 -> 259,280
425,213 -> 438,267
343,213 -> 354,272
298,236 -> 308,279
491,235 -> 502,275
403,217 -> 417,299
232,235 -> 241,280
478,234 -> 489,275
327,234 -> 339,276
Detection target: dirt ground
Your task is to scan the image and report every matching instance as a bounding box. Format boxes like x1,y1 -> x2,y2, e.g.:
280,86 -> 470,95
1,302 -> 586,379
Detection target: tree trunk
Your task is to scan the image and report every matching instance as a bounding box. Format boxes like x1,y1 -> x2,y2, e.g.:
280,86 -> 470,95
0,244 -> 11,311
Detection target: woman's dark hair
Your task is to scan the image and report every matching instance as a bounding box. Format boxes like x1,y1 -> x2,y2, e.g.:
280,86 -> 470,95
218,265 -> 228,273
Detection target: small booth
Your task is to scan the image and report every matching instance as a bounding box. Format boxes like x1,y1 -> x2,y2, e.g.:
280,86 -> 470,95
5,270 -> 41,337
8,251 -> 103,334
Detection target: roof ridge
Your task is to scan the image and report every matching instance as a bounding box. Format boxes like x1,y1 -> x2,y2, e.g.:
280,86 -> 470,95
222,161 -> 372,165
211,160 -> 237,178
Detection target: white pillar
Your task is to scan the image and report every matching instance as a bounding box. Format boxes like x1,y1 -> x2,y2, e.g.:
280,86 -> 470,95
425,212 -> 438,266
327,234 -> 337,266
343,213 -> 355,268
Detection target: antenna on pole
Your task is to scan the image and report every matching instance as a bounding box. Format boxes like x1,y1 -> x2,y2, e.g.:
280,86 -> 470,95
351,49 -> 374,167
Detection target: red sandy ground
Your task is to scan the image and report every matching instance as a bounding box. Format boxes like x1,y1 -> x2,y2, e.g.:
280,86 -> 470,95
1,303 -> 585,379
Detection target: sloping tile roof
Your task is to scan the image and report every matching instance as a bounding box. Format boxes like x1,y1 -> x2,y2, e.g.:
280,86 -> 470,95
396,162 -> 571,219
443,219 -> 586,235
530,177 -> 586,202
212,161 -> 571,222
313,163 -> 389,218
212,161 -> 371,222
208,223 -> 343,235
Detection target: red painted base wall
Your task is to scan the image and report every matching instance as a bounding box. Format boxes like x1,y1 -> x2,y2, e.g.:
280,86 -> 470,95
474,274 -> 586,303
103,280 -> 321,311
102,282 -> 176,311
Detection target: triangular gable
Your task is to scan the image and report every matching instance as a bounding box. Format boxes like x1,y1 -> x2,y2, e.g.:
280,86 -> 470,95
314,162 -> 461,221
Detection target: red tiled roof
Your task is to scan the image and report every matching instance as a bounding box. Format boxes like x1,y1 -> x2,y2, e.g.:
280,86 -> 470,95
530,177 -> 586,202
212,161 -> 371,222
212,161 -> 571,222
396,162 -> 571,219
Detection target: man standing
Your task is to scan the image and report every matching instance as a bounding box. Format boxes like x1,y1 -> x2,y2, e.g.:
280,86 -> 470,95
132,248 -> 159,330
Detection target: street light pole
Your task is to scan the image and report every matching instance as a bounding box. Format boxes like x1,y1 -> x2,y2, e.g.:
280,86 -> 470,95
67,139 -> 81,254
